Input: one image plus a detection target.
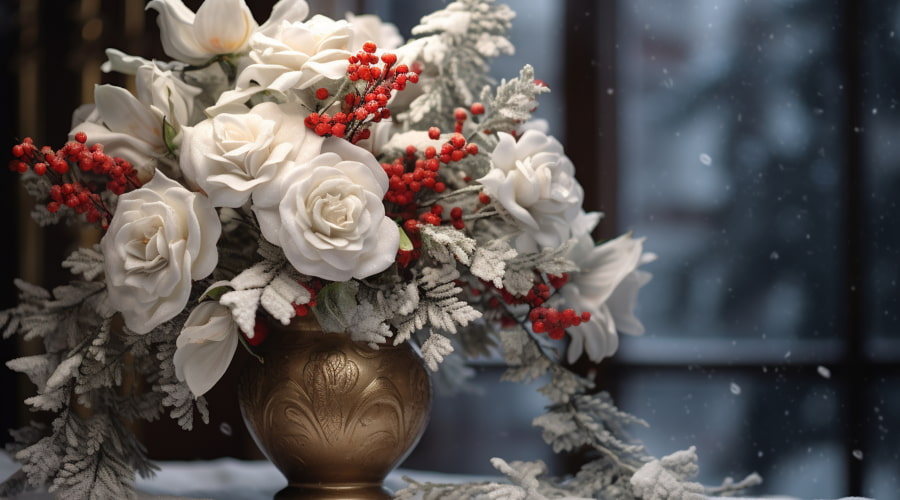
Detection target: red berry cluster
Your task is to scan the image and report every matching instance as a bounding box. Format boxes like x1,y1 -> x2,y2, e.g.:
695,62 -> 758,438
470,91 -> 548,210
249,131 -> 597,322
529,307 -> 592,340
304,42 -> 420,144
292,282 -> 321,318
495,282 -> 551,308
9,133 -> 141,228
382,145 -> 446,207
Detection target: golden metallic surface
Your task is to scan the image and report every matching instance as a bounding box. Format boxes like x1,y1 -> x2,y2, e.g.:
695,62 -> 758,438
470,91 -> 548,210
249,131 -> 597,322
238,316 -> 431,500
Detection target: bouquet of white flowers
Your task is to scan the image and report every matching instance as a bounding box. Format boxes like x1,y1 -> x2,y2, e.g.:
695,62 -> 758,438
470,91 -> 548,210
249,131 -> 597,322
2,0 -> 761,498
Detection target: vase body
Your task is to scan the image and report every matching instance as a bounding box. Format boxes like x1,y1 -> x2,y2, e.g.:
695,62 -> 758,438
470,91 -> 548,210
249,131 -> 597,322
237,316 -> 431,500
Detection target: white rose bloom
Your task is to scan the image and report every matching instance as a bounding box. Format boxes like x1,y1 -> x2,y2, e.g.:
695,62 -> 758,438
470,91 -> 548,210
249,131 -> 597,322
101,172 -> 221,334
558,231 -> 651,363
174,299 -> 239,397
146,0 -> 257,64
253,138 -> 399,282
477,130 -> 584,252
180,102 -> 324,208
70,84 -> 176,182
214,14 -> 356,110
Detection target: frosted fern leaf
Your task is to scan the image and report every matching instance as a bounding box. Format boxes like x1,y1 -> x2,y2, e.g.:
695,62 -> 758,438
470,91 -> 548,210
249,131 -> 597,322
61,245 -> 105,281
421,332 -> 454,371
421,224 -> 477,265
470,241 -> 517,288
630,447 -> 705,500
220,260 -> 310,335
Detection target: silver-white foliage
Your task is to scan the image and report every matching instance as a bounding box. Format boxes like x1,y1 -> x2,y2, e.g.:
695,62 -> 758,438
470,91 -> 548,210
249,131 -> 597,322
420,332 -> 454,371
421,224 -> 478,266
503,242 -> 578,296
1,267 -> 204,498
61,245 -> 106,282
402,0 -> 515,130
477,64 -> 552,137
219,250 -> 311,335
470,240 -> 517,288
534,392 -> 649,458
499,327 -> 553,382
629,447 -> 706,500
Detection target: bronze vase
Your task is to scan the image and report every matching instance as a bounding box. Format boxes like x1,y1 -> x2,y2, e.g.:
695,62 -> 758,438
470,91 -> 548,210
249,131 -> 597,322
237,315 -> 432,500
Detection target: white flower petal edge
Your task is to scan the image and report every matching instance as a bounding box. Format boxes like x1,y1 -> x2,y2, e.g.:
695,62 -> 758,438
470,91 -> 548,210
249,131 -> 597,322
101,172 -> 221,334
174,299 -> 239,397
253,138 -> 398,282
560,232 -> 646,363
478,130 -> 584,251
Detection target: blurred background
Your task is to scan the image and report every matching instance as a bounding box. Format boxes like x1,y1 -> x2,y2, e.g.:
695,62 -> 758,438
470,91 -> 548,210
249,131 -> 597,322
1,0 -> 899,498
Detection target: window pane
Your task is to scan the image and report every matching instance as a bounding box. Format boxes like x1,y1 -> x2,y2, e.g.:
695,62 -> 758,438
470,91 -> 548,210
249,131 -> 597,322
402,367 -> 566,475
616,368 -> 846,498
865,376 -> 900,498
865,0 -> 900,351
617,0 -> 844,344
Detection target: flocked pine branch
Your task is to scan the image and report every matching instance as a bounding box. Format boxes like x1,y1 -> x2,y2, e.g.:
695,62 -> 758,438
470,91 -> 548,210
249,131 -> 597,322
401,0 -> 515,130
477,64 -> 552,138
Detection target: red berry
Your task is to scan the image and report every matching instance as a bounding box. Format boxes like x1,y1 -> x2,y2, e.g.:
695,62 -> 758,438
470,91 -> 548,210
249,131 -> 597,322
363,41 -> 377,53
381,53 -> 397,65
465,143 -> 479,155
314,123 -> 332,136
479,192 -> 491,204
315,87 -> 329,100
74,131 -> 88,143
33,163 -> 47,175
11,145 -> 23,157
454,108 -> 467,122
248,320 -> 268,346
396,64 -> 409,74
428,127 -> 441,140
470,102 -> 485,115
450,133 -> 466,149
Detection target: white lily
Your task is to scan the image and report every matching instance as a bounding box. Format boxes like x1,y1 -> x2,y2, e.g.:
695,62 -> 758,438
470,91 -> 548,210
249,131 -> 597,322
70,85 -> 173,181
559,230 -> 649,363
147,0 -> 311,65
135,63 -> 203,137
147,0 -> 257,64
173,299 -> 239,397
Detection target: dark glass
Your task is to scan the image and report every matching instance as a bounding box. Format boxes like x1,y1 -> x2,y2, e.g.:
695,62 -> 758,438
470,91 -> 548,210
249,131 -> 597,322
864,0 -> 900,352
617,0 -> 843,341
864,376 -> 900,498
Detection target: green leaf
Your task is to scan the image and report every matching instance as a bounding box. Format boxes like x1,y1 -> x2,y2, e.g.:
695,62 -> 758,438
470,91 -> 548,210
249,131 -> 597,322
398,223 -> 414,251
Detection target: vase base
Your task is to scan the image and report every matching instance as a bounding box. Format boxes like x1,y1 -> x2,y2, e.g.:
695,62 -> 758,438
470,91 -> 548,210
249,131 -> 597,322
275,484 -> 392,500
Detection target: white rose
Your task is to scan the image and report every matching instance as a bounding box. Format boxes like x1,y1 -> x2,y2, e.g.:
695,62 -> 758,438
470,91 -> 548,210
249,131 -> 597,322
477,130 -> 584,252
173,299 -> 239,397
558,231 -> 648,363
253,138 -> 399,281
180,102 -> 324,208
101,172 -> 221,333
242,15 -> 353,92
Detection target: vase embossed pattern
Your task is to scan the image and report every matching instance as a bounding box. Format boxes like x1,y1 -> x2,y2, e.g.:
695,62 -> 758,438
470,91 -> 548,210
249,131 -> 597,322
237,316 -> 431,499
